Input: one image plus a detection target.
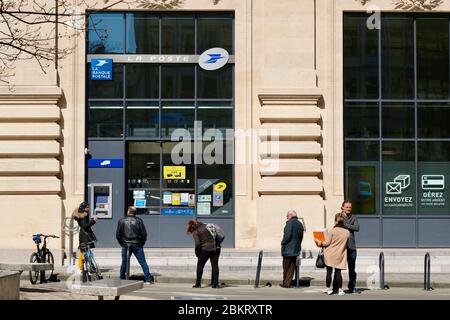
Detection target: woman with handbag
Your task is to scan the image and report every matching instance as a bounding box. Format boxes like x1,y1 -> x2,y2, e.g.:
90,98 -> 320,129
315,213 -> 350,296
186,220 -> 222,288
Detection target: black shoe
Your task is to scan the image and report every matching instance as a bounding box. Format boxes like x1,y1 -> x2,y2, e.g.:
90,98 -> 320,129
192,284 -> 201,288
212,284 -> 223,289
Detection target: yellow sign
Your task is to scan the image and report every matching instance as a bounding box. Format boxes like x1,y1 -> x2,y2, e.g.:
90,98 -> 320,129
163,166 -> 186,179
214,182 -> 227,192
172,193 -> 181,206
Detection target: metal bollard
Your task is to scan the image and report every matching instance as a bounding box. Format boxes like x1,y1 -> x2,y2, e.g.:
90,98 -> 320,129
295,255 -> 301,288
379,252 -> 389,290
424,252 -> 433,291
126,245 -> 132,280
254,250 -> 263,288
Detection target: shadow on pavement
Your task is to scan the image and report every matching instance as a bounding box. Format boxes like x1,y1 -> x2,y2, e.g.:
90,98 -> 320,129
20,288 -> 59,294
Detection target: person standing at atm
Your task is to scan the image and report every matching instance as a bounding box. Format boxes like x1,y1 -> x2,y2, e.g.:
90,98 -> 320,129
116,206 -> 154,284
72,201 -> 97,248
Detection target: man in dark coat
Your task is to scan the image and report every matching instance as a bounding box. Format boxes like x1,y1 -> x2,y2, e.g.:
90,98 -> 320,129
280,210 -> 304,288
341,200 -> 360,293
116,206 -> 153,284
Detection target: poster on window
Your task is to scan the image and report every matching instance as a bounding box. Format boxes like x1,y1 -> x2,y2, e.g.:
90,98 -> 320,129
197,202 -> 211,216
133,190 -> 146,199
172,193 -> 181,206
188,194 -> 195,206
163,192 -> 172,205
382,161 -> 416,215
213,191 -> 223,207
419,162 -> 450,214
198,195 -> 211,202
134,199 -> 146,208
163,166 -> 186,179
180,193 -> 189,206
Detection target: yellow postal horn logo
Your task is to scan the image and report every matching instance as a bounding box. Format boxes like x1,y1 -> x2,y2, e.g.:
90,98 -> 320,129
214,182 -> 227,192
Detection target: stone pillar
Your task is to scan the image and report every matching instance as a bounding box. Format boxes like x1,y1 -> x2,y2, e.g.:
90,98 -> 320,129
0,86 -> 63,261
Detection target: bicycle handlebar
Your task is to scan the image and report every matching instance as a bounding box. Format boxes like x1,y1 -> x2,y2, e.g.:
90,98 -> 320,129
32,234 -> 60,239
81,241 -> 96,245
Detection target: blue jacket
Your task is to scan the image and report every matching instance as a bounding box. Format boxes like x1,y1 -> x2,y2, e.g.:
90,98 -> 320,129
281,217 -> 304,257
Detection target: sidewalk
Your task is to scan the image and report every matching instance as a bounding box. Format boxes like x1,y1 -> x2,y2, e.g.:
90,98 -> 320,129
19,281 -> 450,300
22,266 -> 450,289
14,248 -> 450,288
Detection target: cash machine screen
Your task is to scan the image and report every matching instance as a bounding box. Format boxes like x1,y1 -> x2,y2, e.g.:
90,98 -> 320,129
95,195 -> 109,204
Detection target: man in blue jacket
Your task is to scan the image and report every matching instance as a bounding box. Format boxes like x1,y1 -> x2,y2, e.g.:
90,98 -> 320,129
280,210 -> 304,288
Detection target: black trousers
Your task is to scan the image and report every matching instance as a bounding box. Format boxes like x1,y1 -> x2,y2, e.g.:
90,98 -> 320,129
326,266 -> 343,292
196,249 -> 220,286
282,256 -> 297,287
347,249 -> 357,290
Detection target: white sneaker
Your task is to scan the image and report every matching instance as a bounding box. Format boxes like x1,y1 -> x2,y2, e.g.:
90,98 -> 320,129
322,287 -> 331,293
327,289 -> 334,295
144,282 -> 151,285
337,289 -> 345,296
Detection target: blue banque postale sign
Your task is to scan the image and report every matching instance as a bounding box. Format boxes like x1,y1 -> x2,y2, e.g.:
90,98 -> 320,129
91,58 -> 113,80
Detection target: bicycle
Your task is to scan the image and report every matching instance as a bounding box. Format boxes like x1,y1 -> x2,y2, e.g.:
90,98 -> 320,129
29,234 -> 59,284
79,241 -> 103,282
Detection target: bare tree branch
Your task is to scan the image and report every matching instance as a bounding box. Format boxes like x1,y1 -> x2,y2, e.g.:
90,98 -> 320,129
0,0 -> 224,85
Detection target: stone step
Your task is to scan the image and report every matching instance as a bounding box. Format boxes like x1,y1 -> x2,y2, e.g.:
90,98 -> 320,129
91,248 -> 450,274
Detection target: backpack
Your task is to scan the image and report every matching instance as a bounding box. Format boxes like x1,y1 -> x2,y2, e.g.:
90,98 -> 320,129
205,223 -> 225,246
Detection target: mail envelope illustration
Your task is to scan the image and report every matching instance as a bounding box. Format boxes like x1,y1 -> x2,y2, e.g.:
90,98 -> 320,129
386,181 -> 402,195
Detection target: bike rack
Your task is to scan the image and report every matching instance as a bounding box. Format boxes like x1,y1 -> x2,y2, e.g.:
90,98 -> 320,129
379,252 -> 389,290
62,217 -> 79,266
254,250 -> 263,288
295,255 -> 301,288
424,252 -> 433,291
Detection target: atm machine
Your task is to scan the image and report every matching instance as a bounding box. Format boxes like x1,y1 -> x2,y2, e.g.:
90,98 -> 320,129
89,183 -> 113,219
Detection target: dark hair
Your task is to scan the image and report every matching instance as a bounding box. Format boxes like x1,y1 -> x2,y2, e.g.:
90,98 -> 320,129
186,220 -> 200,234
341,199 -> 352,208
78,201 -> 89,212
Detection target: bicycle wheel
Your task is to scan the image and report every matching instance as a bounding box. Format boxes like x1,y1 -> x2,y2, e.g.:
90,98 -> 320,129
87,251 -> 102,280
44,251 -> 54,282
81,254 -> 89,283
29,253 -> 40,284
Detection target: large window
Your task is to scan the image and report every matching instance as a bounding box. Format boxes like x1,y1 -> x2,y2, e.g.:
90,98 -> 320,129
87,12 -> 234,55
87,12 -> 234,217
344,13 -> 450,217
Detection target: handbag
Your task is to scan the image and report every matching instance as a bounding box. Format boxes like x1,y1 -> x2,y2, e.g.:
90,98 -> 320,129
315,248 -> 326,268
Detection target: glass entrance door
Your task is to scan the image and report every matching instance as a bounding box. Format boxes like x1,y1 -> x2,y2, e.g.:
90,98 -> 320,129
127,142 -> 162,215
127,141 -> 196,247
127,141 -> 196,216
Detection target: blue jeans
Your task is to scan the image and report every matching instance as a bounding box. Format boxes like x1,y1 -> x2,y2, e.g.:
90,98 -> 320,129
120,245 -> 152,282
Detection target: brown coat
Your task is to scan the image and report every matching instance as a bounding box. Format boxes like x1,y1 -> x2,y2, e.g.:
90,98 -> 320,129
192,223 -> 216,255
322,226 -> 350,270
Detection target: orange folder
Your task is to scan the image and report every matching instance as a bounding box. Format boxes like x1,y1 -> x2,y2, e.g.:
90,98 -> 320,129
313,229 -> 329,242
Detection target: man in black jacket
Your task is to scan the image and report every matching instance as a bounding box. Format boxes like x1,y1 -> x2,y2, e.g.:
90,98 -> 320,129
341,200 -> 360,293
116,206 -> 153,284
280,210 -> 304,288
